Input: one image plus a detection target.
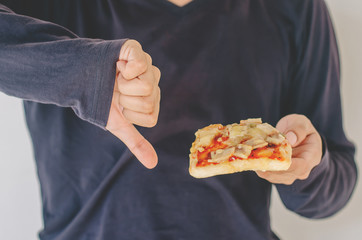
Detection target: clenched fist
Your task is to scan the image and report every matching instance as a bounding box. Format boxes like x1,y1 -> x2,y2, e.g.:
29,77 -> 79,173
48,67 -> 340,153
106,40 -> 161,169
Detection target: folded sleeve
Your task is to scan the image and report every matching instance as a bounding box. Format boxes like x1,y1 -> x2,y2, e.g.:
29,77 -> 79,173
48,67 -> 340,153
276,0 -> 358,219
0,4 -> 127,128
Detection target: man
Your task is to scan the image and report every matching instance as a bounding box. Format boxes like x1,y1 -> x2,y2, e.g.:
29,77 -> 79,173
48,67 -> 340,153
0,0 -> 357,239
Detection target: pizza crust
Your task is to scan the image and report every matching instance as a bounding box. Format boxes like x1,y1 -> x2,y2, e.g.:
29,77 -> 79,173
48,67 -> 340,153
189,119 -> 292,178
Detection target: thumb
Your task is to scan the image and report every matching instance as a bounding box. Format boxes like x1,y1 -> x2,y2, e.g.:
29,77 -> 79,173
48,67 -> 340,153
113,123 -> 158,169
106,94 -> 158,169
118,40 -> 148,80
276,114 -> 314,147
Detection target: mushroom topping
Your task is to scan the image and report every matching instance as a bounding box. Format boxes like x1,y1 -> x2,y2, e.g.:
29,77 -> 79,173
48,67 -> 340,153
266,134 -> 285,145
228,124 -> 248,138
240,118 -> 262,125
234,144 -> 253,159
209,147 -> 235,163
256,123 -> 278,136
197,126 -> 220,147
243,138 -> 268,149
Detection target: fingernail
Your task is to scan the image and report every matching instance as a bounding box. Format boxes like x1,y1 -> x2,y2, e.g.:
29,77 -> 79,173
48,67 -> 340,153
285,131 -> 297,146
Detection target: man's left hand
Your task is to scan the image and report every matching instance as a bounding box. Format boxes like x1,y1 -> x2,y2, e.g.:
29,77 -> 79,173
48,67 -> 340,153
256,114 -> 323,185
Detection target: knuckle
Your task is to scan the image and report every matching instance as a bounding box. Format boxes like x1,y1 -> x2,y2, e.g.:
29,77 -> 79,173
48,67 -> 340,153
296,114 -> 311,130
298,173 -> 310,181
157,87 -> 161,102
146,114 -> 158,128
116,80 -> 123,92
134,58 -> 147,72
297,167 -> 311,180
117,94 -> 125,106
154,66 -> 161,78
141,82 -> 153,96
129,137 -> 146,153
303,117 -> 312,129
296,119 -> 307,130
145,53 -> 152,64
145,120 -> 156,128
127,39 -> 142,49
155,88 -> 161,103
143,100 -> 155,113
312,148 -> 322,159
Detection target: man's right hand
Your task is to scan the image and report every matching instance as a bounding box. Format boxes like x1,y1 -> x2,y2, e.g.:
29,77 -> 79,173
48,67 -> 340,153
106,40 -> 161,169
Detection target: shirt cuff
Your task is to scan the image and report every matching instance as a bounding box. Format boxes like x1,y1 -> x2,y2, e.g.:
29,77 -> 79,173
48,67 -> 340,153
87,39 -> 127,128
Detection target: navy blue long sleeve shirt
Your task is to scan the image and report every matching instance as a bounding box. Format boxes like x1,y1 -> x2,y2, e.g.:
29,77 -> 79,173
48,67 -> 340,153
0,0 -> 357,239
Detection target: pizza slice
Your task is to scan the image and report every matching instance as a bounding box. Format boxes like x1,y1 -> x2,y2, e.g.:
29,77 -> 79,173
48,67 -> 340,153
189,118 -> 292,178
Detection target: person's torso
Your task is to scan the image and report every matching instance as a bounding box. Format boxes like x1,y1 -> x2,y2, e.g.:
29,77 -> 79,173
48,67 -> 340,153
6,0 -> 303,239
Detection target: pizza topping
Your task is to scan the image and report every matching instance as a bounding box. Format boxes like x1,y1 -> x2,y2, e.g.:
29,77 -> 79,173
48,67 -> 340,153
197,147 -> 205,152
266,133 -> 285,145
225,136 -> 241,146
209,147 -> 235,163
198,135 -> 213,147
234,144 -> 252,159
198,125 -> 220,137
256,123 -> 278,136
250,146 -> 282,160
253,147 -> 275,158
190,119 -> 292,178
247,128 -> 267,141
197,127 -> 220,147
240,118 -> 262,125
243,138 -> 268,149
193,119 -> 289,167
228,124 -> 248,138
195,124 -> 225,148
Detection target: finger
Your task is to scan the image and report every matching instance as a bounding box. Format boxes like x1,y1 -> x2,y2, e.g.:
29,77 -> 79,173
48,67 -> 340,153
256,155 -> 312,180
118,88 -> 158,114
116,59 -> 147,81
111,91 -> 123,113
118,40 -> 148,80
116,74 -> 153,96
255,171 -> 296,185
153,66 -> 161,85
116,61 -> 157,96
122,96 -> 159,128
122,89 -> 160,128
284,157 -> 310,176
276,114 -> 314,147
291,137 -> 322,167
123,108 -> 159,128
145,52 -> 152,65
106,94 -> 158,169
112,123 -> 158,169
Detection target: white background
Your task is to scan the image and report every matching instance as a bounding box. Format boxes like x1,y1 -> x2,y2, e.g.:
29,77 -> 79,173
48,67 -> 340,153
0,0 -> 361,239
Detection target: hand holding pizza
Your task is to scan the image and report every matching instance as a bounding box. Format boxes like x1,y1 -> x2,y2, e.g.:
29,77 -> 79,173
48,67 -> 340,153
106,40 -> 161,169
256,114 -> 323,185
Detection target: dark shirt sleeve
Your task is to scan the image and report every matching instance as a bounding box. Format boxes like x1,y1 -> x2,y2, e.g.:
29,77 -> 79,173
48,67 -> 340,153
0,4 -> 126,128
276,0 -> 357,219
